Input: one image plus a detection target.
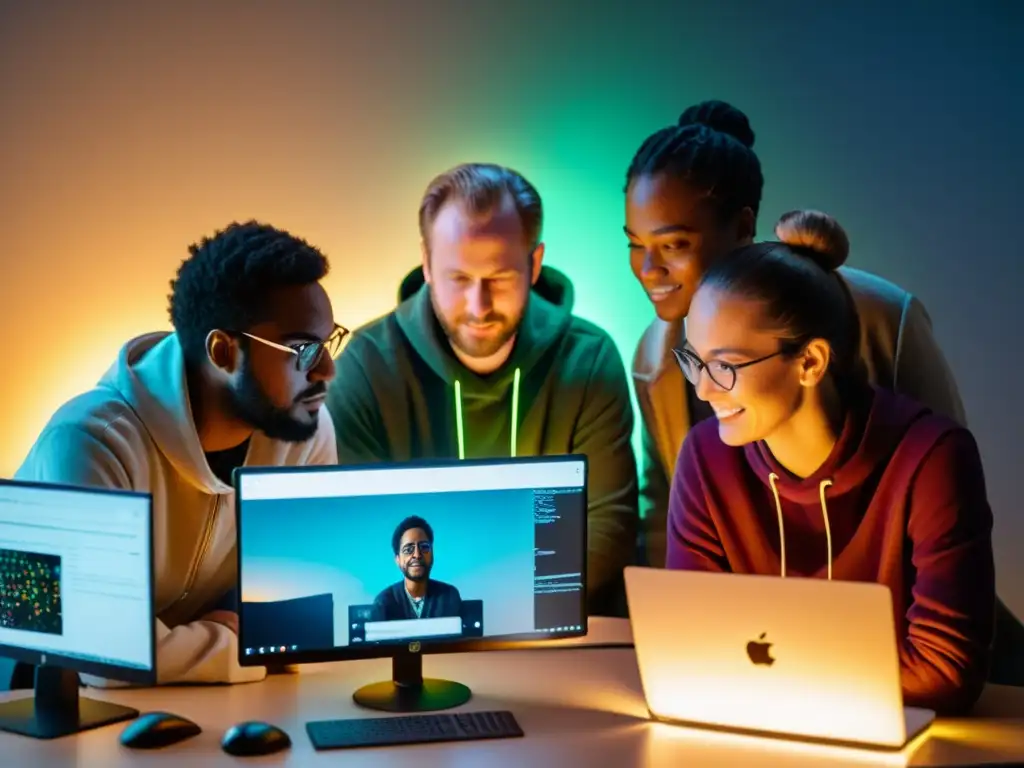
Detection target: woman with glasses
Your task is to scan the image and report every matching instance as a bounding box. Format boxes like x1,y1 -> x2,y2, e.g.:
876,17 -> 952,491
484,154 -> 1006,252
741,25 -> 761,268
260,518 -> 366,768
626,100 -> 965,569
666,212 -> 995,716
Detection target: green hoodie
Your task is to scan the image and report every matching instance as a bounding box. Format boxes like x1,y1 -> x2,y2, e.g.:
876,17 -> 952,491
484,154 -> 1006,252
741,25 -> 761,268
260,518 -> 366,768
325,265 -> 638,609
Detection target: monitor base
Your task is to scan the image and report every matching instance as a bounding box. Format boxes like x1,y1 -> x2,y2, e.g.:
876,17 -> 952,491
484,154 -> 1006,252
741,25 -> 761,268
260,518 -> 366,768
353,678 -> 472,713
353,652 -> 471,713
0,667 -> 139,739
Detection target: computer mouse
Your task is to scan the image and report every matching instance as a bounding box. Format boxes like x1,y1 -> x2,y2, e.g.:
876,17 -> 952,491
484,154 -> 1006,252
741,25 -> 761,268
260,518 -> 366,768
119,711 -> 202,749
221,720 -> 292,757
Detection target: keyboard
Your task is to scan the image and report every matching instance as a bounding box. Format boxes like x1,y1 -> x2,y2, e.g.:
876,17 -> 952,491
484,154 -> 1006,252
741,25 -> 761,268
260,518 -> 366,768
306,709 -> 524,750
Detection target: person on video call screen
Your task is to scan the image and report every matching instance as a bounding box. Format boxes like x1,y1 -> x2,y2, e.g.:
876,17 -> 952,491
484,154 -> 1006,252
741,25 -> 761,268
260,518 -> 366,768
371,515 -> 462,621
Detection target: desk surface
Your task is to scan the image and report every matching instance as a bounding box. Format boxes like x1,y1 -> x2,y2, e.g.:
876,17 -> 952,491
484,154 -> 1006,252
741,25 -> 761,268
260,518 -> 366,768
1,618 -> 1022,767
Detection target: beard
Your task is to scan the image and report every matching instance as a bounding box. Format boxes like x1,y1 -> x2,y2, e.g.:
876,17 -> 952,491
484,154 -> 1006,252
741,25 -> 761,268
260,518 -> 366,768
402,560 -> 432,583
226,358 -> 324,443
431,294 -> 522,359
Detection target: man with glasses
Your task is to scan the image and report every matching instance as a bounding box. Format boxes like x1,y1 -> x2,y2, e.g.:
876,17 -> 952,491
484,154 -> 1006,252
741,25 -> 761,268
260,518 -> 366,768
372,516 -> 462,622
16,220 -> 343,686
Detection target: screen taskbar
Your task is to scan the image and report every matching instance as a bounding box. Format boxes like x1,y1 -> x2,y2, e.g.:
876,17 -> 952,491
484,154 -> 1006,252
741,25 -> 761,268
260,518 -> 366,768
242,624 -> 585,657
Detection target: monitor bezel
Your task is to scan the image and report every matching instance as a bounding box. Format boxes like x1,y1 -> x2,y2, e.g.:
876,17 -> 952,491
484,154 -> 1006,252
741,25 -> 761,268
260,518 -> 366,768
234,453 -> 589,667
0,478 -> 157,686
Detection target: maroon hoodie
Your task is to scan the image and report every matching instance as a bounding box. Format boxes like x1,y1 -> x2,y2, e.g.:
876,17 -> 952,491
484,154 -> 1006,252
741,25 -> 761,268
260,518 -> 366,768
667,386 -> 995,715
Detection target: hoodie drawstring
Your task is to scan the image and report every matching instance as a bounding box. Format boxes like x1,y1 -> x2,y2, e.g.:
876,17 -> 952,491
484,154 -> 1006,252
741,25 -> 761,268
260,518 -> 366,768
453,368 -> 522,460
768,473 -> 835,581
819,479 -> 834,580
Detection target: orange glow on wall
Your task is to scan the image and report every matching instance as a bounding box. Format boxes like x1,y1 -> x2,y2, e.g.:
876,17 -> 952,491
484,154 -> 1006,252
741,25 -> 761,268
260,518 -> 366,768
1,3 -> 1020,621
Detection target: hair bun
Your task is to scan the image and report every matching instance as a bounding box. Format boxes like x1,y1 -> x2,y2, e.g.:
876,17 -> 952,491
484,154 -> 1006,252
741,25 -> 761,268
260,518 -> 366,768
678,100 -> 755,148
775,210 -> 849,271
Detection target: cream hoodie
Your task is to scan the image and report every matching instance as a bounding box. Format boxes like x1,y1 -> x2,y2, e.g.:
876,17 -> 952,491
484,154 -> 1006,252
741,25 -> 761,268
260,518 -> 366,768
15,332 -> 337,686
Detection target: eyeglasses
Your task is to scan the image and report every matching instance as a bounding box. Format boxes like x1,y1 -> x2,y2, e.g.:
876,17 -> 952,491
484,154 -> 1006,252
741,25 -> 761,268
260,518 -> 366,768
672,344 -> 797,392
400,542 -> 432,556
241,323 -> 349,372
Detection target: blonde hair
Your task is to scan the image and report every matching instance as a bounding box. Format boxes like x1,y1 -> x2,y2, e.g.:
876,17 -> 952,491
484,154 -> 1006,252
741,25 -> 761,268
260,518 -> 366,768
418,163 -> 543,250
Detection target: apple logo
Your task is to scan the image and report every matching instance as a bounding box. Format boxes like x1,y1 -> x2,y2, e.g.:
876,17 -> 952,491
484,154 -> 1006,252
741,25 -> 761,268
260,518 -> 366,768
746,632 -> 775,666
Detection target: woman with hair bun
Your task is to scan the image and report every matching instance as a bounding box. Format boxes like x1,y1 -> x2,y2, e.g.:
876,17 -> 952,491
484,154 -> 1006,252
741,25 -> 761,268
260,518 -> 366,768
625,100 -> 966,569
666,219 -> 994,715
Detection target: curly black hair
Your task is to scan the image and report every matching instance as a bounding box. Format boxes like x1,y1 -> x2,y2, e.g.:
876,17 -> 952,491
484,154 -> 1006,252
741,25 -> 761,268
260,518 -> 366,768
391,516 -> 434,556
625,99 -> 764,235
168,220 -> 330,366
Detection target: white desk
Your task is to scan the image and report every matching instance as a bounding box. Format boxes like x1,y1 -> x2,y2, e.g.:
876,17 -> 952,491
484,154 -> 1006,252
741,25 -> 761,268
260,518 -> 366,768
1,618 -> 1022,766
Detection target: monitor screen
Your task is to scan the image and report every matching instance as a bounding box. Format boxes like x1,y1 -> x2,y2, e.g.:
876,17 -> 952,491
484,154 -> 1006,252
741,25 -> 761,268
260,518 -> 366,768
236,456 -> 587,661
0,481 -> 153,676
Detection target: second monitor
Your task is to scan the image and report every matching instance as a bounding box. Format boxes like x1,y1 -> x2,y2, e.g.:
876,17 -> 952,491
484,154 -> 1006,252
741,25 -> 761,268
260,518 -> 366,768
234,455 -> 587,713
0,479 -> 154,739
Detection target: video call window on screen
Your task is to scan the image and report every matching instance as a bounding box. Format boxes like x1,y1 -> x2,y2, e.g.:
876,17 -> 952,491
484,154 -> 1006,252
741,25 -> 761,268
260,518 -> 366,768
236,457 -> 587,658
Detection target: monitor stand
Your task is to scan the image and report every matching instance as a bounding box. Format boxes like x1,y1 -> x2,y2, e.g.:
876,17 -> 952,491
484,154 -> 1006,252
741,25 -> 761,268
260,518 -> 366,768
0,666 -> 139,739
353,652 -> 471,713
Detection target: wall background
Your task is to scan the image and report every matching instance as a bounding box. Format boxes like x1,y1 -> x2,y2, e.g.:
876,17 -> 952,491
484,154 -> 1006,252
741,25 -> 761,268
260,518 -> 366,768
1,1 -> 1021,612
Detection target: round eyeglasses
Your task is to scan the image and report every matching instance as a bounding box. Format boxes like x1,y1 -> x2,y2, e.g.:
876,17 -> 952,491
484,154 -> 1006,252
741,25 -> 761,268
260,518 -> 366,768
400,541 -> 432,556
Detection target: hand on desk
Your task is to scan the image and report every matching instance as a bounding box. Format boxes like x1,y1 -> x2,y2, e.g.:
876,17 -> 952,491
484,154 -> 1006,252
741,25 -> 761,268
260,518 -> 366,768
201,610 -> 239,635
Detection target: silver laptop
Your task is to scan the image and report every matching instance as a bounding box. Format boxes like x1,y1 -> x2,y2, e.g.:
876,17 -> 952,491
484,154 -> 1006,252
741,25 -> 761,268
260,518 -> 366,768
624,567 -> 935,749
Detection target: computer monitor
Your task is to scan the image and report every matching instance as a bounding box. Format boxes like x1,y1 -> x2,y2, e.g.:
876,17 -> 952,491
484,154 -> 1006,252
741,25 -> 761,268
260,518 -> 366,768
0,479 -> 154,739
235,454 -> 587,713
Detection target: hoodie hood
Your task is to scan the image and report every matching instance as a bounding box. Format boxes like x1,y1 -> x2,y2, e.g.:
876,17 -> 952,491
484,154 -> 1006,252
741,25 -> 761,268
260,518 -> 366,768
100,331 -> 235,494
16,330 -> 336,686
743,386 -> 932,580
392,265 -> 575,459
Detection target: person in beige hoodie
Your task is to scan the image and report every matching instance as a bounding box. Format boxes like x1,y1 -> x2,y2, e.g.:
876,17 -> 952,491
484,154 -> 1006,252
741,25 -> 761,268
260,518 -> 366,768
625,101 -> 965,568
15,221 -> 345,685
